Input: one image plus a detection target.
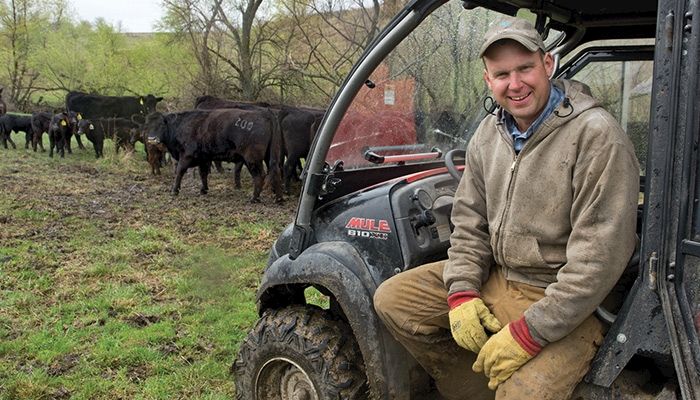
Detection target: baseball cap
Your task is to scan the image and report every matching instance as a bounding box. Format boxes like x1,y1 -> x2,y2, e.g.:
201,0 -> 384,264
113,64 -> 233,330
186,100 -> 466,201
479,17 -> 546,58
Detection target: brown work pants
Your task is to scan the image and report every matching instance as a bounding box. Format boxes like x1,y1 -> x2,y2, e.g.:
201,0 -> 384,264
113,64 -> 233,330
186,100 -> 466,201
374,260 -> 605,400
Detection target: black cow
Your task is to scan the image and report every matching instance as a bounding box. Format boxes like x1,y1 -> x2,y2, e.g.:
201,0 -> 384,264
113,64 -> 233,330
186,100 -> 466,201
66,111 -> 86,152
0,114 -> 32,150
93,117 -> 139,154
30,112 -> 51,152
77,119 -> 104,158
144,109 -> 283,202
194,96 -> 280,188
193,95 -> 324,193
279,106 -> 324,193
48,113 -> 71,158
65,91 -> 163,120
145,141 -> 168,175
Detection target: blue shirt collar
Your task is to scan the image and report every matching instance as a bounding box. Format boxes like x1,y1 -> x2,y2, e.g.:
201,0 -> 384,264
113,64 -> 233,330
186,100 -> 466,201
504,83 -> 565,153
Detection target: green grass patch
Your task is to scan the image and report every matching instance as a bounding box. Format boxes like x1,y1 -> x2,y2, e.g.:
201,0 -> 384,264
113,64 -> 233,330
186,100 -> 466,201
0,146 -> 295,399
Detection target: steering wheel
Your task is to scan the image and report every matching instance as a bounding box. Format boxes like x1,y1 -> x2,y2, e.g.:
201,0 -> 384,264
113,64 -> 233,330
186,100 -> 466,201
444,149 -> 466,182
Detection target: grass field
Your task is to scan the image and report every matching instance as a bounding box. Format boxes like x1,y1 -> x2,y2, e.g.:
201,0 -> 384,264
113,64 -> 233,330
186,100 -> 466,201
0,134 -> 297,399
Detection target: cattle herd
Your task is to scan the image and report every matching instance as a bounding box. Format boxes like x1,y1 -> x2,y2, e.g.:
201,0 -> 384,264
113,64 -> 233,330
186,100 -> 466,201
0,89 -> 325,203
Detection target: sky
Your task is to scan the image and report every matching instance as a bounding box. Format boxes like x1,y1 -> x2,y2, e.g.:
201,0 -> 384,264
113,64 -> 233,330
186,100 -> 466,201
69,0 -> 165,33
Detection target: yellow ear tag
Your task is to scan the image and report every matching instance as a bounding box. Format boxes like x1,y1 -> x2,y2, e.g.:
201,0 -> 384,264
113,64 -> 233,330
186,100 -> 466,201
89,124 -> 94,129
77,114 -> 82,120
60,120 -> 67,126
139,98 -> 144,105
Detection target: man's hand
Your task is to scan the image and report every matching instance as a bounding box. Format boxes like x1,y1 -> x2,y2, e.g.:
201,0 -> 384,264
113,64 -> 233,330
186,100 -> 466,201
472,317 -> 542,390
448,292 -> 502,353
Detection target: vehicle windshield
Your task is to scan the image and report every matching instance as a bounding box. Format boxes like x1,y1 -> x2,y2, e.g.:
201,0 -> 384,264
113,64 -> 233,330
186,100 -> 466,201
324,2 -> 570,170
326,2 -> 502,169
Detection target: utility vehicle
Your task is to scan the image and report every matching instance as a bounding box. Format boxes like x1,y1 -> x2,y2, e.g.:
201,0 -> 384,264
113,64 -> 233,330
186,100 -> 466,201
233,0 -> 700,398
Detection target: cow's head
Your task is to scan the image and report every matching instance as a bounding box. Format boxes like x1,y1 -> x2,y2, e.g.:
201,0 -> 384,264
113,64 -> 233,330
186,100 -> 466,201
67,111 -> 82,132
139,95 -> 164,114
77,119 -> 94,136
51,112 -> 70,131
144,112 -> 167,145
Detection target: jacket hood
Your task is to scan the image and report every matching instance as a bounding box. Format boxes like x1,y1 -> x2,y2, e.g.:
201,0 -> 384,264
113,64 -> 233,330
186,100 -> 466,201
547,79 -> 600,123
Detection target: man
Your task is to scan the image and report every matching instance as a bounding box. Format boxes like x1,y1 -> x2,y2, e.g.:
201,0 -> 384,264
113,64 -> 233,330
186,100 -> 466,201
373,17 -> 639,400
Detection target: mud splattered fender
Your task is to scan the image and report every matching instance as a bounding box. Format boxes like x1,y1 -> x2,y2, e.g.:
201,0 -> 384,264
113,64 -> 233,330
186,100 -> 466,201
257,241 -> 416,400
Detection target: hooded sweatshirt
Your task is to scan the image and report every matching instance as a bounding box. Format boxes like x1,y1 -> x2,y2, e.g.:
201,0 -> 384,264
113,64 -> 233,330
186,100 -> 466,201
443,79 -> 640,345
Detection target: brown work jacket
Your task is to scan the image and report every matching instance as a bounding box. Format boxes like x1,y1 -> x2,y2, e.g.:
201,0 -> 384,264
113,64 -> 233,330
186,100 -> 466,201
444,79 -> 639,345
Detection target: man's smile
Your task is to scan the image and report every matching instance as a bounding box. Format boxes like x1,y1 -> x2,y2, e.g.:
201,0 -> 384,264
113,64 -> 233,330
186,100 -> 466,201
509,92 -> 531,102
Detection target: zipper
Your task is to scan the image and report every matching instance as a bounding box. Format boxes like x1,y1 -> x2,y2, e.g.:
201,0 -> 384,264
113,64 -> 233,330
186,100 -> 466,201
492,99 -> 566,267
494,125 -> 520,266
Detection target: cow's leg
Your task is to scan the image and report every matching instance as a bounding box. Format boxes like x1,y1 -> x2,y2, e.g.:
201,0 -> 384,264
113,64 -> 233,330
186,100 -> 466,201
48,135 -> 54,158
234,161 -> 244,189
152,154 -> 161,175
24,131 -> 31,149
147,150 -> 157,175
283,156 -> 298,195
247,161 -> 264,203
65,134 -> 72,154
214,161 -> 224,174
34,132 -> 45,152
0,135 -> 6,149
7,134 -> 16,149
160,152 -> 167,174
199,163 -> 211,195
269,160 -> 285,204
295,159 -> 303,180
150,156 -> 159,175
172,158 -> 191,195
58,138 -> 65,158
75,134 -> 85,150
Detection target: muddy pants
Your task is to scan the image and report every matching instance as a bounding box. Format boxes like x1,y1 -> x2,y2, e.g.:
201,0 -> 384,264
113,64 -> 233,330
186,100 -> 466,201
373,260 -> 605,400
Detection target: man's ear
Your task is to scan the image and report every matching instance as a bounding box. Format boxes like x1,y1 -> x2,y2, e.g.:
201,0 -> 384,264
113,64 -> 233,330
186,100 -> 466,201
543,52 -> 555,78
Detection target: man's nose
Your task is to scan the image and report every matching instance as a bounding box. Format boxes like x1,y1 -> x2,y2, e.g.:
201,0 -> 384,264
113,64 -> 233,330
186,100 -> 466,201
508,72 -> 524,89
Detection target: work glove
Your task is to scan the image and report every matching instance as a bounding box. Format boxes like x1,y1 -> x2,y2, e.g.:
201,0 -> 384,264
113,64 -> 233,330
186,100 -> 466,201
472,316 -> 542,390
447,291 -> 502,353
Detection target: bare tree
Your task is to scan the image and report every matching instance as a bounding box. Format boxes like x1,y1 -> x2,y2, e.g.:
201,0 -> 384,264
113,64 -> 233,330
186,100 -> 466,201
162,0 -> 283,101
162,0 -> 223,96
0,0 -> 68,109
277,0 -> 383,100
1,0 -> 37,108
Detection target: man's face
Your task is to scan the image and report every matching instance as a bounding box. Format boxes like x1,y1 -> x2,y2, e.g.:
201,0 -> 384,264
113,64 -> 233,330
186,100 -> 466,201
483,41 -> 554,131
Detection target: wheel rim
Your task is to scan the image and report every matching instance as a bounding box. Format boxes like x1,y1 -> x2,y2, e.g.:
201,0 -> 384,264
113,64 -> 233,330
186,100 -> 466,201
255,357 -> 319,400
